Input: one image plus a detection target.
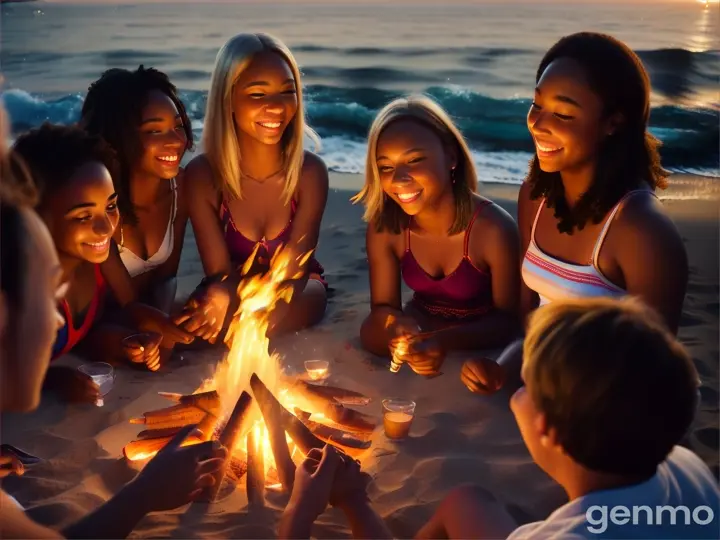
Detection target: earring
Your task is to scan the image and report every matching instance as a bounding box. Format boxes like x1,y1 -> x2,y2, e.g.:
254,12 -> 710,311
451,167 -> 457,184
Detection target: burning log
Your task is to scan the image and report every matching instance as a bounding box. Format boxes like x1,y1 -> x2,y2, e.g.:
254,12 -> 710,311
226,455 -> 248,483
249,376 -> 296,491
246,429 -> 265,507
200,391 -> 253,502
123,432 -> 203,461
292,380 -> 371,407
250,374 -> 324,455
323,403 -> 377,433
294,408 -> 372,455
137,427 -> 183,440
157,391 -> 220,414
129,403 -> 207,429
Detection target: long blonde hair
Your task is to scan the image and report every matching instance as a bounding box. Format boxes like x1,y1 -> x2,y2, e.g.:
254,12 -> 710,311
203,32 -> 319,202
351,94 -> 478,235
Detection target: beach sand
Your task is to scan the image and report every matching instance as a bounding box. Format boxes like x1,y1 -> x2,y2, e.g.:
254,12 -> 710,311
1,173 -> 717,539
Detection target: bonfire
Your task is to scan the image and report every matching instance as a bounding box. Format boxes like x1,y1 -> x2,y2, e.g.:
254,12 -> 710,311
122,246 -> 376,503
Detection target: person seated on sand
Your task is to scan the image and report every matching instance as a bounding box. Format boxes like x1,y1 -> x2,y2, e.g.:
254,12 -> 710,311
0,121 -> 227,539
461,32 -> 688,394
79,65 -> 194,314
12,124 -> 194,402
175,32 -> 329,346
353,95 -> 520,378
416,297 -> 718,539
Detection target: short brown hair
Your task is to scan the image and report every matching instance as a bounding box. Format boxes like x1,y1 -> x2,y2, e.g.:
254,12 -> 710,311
523,297 -> 698,477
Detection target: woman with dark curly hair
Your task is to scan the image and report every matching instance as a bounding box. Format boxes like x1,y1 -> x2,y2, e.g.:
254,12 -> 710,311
80,66 -> 193,313
461,32 -> 688,395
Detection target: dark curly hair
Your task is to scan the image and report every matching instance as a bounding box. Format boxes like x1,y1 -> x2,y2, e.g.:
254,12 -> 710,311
527,32 -> 668,234
11,123 -> 119,209
79,65 -> 193,225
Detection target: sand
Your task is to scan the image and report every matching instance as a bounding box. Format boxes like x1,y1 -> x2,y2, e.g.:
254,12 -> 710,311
1,173 -> 717,539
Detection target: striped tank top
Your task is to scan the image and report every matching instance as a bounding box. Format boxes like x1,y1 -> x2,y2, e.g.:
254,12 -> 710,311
522,190 -> 652,306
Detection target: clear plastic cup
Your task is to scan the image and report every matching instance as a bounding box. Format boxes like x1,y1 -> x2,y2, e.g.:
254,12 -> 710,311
78,362 -> 114,407
304,360 -> 329,382
382,398 -> 416,440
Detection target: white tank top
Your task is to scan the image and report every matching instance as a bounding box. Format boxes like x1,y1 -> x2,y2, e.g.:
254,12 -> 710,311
119,178 -> 177,278
521,190 -> 654,305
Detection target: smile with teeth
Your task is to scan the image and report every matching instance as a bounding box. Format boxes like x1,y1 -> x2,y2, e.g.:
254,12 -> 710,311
257,121 -> 282,129
84,239 -> 110,251
157,155 -> 178,163
535,141 -> 563,154
396,191 -> 422,203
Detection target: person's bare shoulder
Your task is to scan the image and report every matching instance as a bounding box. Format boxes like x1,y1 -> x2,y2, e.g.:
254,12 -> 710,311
366,220 -> 404,260
613,191 -> 684,249
470,195 -> 520,261
183,154 -> 218,206
301,151 -> 329,189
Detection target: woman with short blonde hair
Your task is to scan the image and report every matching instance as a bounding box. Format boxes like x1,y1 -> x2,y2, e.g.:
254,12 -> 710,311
355,95 -> 520,377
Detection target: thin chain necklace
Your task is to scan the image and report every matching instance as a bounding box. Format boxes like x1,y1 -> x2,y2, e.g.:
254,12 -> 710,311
240,165 -> 286,183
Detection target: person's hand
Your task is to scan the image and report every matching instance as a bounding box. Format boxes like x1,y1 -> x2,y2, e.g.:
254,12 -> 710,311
43,365 -> 100,404
174,283 -> 231,344
133,304 -> 195,348
130,425 -> 227,512
0,453 -> 24,479
460,358 -> 506,394
390,333 -> 446,376
122,332 -> 163,372
287,445 -> 343,521
386,313 -> 421,341
327,451 -> 371,509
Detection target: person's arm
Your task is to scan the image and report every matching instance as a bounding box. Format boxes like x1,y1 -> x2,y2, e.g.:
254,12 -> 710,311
517,181 -> 541,326
432,203 -> 521,351
99,247 -> 193,346
61,481 -> 150,539
184,155 -> 233,278
613,195 -> 688,335
338,494 -> 394,540
359,223 -> 412,356
280,152 -> 329,294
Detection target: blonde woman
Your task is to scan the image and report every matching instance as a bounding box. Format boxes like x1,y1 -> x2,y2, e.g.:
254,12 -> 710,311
354,95 -> 520,378
176,33 -> 329,342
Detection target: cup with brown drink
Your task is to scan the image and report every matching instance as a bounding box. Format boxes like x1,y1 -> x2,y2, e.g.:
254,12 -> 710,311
382,398 -> 416,440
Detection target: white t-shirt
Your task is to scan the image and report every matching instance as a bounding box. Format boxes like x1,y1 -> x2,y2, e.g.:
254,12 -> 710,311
508,446 -> 720,539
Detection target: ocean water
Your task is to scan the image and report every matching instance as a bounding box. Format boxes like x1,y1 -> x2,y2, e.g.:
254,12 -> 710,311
1,0 -> 719,184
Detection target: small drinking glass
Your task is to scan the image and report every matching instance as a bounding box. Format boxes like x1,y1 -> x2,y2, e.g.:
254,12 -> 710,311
304,360 -> 330,382
382,398 -> 416,440
78,362 -> 115,407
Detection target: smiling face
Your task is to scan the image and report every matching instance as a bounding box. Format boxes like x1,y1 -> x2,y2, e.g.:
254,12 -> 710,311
231,50 -> 298,146
137,89 -> 188,179
40,162 -> 120,264
527,57 -> 612,176
375,118 -> 456,217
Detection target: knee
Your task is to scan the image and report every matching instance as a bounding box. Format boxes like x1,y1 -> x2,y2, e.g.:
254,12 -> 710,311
442,485 -> 497,511
359,315 -> 386,356
303,279 -> 327,323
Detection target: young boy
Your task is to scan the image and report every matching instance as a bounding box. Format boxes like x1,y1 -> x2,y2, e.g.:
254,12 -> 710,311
419,296 -> 718,539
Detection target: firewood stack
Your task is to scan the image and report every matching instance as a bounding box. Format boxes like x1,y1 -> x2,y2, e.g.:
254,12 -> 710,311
123,374 -> 376,502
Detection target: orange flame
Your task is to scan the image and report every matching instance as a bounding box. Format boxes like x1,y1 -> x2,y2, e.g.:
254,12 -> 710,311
209,245 -> 311,473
